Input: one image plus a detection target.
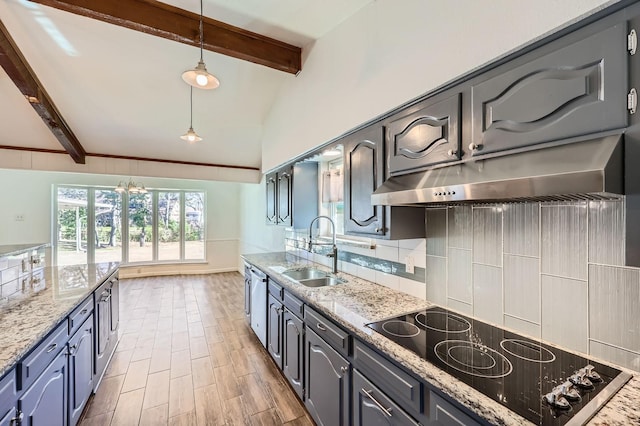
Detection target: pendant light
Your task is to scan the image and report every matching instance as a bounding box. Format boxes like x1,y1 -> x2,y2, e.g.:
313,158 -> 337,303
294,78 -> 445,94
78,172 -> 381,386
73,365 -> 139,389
181,86 -> 202,143
182,0 -> 220,90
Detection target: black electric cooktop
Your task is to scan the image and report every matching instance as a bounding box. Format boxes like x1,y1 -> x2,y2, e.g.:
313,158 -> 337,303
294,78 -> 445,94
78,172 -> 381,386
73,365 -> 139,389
366,306 -> 631,425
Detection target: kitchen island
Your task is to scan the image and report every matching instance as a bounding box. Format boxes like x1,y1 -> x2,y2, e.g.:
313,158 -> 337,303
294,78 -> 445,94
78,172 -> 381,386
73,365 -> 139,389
0,252 -> 119,426
243,252 -> 640,426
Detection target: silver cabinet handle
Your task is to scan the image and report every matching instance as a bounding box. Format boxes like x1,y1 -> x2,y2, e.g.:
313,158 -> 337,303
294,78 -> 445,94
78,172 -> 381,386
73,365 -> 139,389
316,323 -> 326,332
80,309 -> 88,315
46,343 -> 58,353
362,388 -> 393,417
340,366 -> 348,374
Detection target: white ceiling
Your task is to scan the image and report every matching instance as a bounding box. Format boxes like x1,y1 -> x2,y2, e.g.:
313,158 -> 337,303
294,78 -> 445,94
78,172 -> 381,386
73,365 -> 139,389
0,0 -> 371,170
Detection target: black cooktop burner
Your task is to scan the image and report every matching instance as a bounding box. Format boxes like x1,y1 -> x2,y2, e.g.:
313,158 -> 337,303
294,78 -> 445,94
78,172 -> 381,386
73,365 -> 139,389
366,306 -> 631,425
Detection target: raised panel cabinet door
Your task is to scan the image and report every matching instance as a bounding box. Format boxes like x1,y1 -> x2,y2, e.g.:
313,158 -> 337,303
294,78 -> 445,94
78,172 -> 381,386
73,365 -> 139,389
387,93 -> 461,176
283,309 -> 304,400
277,168 -> 293,226
19,350 -> 67,426
344,125 -> 386,236
353,370 -> 419,426
109,277 -> 119,335
69,316 -> 94,426
94,290 -> 110,382
471,23 -> 627,157
265,172 -> 278,224
0,372 -> 16,426
304,329 -> 350,426
267,295 -> 283,369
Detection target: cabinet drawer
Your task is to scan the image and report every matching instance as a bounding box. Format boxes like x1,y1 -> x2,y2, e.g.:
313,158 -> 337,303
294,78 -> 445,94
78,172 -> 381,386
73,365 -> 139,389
353,339 -> 424,416
0,370 -> 15,421
283,291 -> 303,319
430,391 -> 480,426
304,306 -> 349,357
353,369 -> 419,426
19,321 -> 68,391
268,280 -> 283,301
69,296 -> 93,337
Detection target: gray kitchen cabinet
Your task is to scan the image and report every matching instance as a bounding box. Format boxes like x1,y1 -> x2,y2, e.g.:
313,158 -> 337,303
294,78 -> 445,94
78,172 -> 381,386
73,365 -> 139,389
471,23 -> 628,157
353,369 -> 419,426
343,125 -> 425,239
283,306 -> 304,400
266,162 -> 319,228
387,93 -> 462,176
305,328 -> 350,426
277,165 -> 293,226
94,271 -> 119,390
430,391 -> 480,426
352,340 -> 426,422
18,349 -> 67,426
68,315 -> 94,426
267,294 -> 284,369
0,371 -> 16,426
266,172 -> 278,225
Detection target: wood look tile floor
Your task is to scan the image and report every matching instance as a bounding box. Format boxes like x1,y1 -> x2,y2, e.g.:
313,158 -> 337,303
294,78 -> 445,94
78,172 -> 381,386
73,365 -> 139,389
79,273 -> 314,426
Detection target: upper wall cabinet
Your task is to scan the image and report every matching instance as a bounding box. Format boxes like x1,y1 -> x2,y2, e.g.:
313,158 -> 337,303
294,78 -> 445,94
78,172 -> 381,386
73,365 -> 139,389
387,93 -> 461,176
266,163 -> 318,228
470,23 -> 628,157
344,126 -> 385,236
343,125 -> 425,239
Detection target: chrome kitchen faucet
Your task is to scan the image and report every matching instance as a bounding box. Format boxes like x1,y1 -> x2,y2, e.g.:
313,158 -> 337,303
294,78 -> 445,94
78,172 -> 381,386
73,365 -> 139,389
307,215 -> 338,274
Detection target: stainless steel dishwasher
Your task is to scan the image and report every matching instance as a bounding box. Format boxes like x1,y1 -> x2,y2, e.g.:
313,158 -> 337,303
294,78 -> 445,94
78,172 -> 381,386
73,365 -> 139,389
249,267 -> 267,347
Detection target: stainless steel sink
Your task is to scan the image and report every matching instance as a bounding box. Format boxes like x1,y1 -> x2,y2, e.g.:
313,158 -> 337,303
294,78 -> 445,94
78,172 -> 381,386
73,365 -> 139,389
281,268 -> 345,287
282,268 -> 328,281
297,277 -> 345,287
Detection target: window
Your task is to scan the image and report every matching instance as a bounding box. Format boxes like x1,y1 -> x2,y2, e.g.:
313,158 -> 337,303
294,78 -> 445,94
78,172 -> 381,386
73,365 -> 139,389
55,186 -> 205,265
328,158 -> 344,235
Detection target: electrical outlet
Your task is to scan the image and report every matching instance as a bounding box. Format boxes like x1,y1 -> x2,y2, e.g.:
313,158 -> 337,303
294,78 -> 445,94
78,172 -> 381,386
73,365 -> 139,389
404,256 -> 415,274
15,214 -> 25,222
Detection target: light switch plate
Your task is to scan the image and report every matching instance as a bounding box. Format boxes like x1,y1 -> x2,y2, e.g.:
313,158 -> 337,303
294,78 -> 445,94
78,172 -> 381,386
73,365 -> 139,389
405,256 -> 415,273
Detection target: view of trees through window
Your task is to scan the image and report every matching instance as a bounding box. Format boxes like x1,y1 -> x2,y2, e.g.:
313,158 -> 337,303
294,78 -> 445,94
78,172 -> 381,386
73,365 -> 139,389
56,186 -> 205,265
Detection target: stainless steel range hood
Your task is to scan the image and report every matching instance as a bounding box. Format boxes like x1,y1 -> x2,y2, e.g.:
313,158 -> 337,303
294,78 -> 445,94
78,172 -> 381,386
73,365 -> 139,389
371,134 -> 624,206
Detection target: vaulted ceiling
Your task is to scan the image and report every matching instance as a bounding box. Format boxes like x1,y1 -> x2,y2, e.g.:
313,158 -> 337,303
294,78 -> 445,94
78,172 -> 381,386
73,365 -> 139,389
0,0 -> 371,173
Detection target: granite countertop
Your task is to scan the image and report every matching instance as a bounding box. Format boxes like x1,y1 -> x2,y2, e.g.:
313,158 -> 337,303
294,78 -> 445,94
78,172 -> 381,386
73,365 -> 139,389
242,252 -> 639,426
0,243 -> 49,258
0,262 -> 119,379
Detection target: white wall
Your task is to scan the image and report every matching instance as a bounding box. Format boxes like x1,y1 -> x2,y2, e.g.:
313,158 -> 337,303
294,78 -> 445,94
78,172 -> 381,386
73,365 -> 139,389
262,0 -> 616,171
238,175 -> 286,267
0,168 -> 241,276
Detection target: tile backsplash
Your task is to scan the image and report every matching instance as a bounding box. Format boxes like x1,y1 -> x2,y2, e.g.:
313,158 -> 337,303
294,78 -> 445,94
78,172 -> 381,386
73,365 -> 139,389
427,200 -> 640,372
282,199 -> 640,372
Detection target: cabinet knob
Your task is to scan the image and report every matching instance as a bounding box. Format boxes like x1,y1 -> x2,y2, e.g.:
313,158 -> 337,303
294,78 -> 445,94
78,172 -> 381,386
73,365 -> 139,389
340,366 -> 349,374
468,143 -> 482,151
447,149 -> 458,157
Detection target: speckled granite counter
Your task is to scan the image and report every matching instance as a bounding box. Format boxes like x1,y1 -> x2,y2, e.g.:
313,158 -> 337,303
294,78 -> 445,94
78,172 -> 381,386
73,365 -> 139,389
242,252 -> 639,426
0,243 -> 48,258
0,262 -> 118,379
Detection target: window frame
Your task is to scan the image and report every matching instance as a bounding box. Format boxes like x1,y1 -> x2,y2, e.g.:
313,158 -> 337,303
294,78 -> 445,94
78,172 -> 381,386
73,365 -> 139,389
53,184 -> 206,266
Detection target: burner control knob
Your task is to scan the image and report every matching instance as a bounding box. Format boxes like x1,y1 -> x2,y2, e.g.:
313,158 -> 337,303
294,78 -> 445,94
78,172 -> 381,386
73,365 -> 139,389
544,387 -> 571,410
584,365 -> 603,383
569,371 -> 595,390
559,381 -> 580,402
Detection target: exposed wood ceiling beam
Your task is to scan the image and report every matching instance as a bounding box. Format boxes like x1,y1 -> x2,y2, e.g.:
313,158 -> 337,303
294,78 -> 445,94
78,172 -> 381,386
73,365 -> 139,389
0,19 -> 86,163
0,145 -> 260,171
28,0 -> 302,74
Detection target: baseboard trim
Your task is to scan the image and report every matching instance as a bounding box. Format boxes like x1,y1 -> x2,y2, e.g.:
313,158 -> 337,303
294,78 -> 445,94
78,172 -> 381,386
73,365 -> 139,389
119,266 -> 240,279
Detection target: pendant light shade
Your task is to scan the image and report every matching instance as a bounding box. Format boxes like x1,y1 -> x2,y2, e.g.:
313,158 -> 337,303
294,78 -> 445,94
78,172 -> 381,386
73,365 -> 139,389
181,127 -> 202,143
182,0 -> 220,90
181,86 -> 202,143
182,60 -> 219,90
